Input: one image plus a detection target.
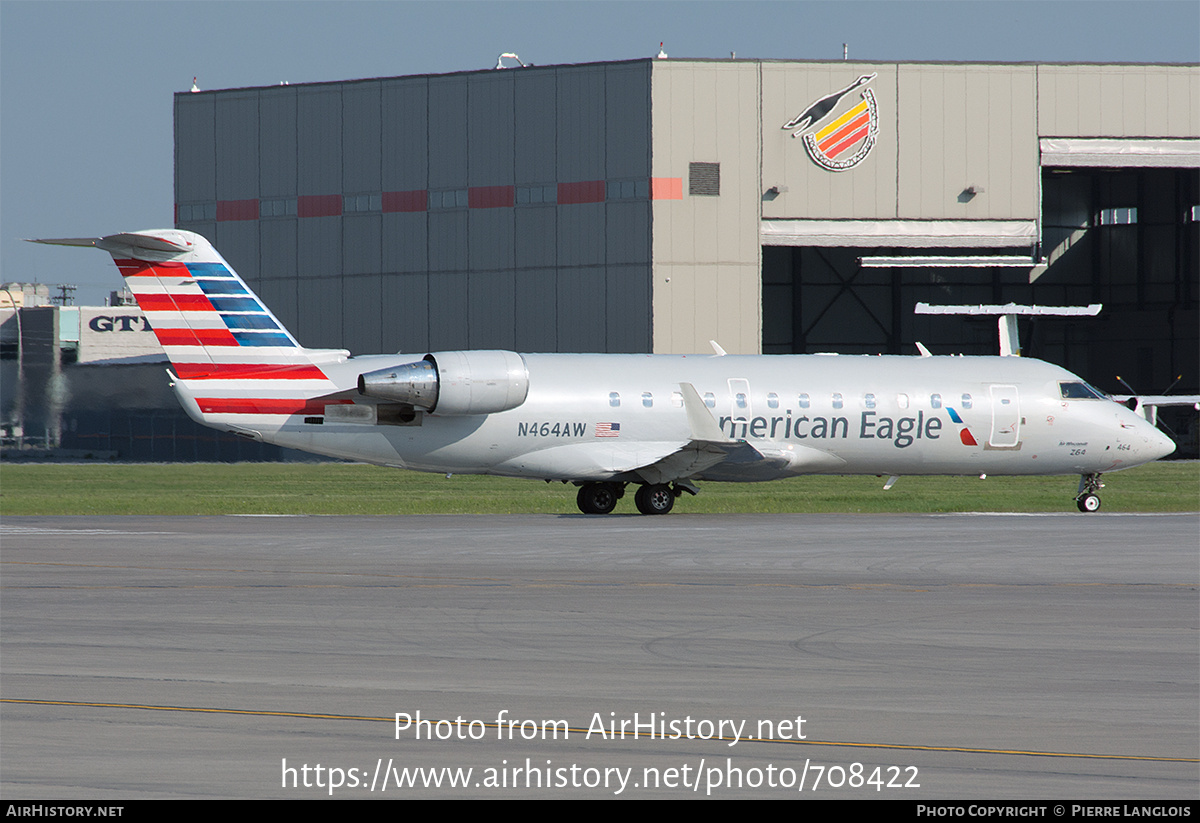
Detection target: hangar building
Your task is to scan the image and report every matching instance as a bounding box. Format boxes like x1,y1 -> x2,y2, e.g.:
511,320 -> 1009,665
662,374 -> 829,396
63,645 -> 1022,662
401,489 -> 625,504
15,57 -> 1189,461
174,57 -> 1198,407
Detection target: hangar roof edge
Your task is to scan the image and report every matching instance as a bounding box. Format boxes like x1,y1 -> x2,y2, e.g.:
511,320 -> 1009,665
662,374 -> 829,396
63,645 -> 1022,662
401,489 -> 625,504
176,57 -> 1199,97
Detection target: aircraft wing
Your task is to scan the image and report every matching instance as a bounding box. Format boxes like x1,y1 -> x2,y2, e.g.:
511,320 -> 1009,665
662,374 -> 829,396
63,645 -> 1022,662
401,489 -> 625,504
615,436 -> 844,484
1111,394 -> 1200,425
1111,395 -> 1200,409
493,439 -> 688,479
630,438 -> 760,485
491,437 -> 768,483
492,383 -> 753,482
528,382 -> 840,484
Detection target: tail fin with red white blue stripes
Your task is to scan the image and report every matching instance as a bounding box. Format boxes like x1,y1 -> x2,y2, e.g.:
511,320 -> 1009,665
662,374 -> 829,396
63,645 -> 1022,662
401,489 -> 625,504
30,229 -> 350,427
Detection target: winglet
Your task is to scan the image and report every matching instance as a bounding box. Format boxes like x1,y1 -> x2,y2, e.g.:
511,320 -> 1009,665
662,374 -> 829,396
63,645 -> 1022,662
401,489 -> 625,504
915,341 -> 933,358
709,340 -> 726,356
998,315 -> 1020,357
679,382 -> 731,442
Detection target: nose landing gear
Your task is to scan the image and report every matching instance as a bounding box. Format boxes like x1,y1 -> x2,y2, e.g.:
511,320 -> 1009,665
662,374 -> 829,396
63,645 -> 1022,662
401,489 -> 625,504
1075,473 -> 1104,513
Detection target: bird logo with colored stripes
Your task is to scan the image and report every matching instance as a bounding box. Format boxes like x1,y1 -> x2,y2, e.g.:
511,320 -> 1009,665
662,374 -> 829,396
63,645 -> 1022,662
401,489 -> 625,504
782,73 -> 879,172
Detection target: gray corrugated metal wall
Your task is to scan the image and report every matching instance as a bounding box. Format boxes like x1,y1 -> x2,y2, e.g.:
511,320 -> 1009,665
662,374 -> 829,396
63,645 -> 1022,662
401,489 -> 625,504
177,62 -> 654,355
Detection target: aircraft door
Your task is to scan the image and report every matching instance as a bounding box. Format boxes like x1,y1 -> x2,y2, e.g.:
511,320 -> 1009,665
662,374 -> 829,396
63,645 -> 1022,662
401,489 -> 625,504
988,385 -> 1020,447
727,378 -> 751,439
728,378 -> 751,415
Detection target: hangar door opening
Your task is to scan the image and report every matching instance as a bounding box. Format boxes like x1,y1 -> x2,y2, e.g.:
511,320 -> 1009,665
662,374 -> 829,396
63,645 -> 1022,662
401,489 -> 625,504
760,246 -> 1044,358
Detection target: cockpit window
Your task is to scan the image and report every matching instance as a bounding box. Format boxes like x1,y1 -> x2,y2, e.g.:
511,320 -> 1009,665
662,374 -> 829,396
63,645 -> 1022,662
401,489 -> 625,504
1059,381 -> 1107,400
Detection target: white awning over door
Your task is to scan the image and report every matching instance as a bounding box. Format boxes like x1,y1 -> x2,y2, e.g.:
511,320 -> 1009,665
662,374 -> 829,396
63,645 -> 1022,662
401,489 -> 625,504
1040,138 -> 1200,168
760,220 -> 1038,248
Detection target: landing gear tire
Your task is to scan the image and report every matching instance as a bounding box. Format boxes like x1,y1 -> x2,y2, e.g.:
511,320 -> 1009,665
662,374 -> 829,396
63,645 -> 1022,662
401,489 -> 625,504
577,482 -> 620,515
1075,473 -> 1104,513
634,483 -> 675,515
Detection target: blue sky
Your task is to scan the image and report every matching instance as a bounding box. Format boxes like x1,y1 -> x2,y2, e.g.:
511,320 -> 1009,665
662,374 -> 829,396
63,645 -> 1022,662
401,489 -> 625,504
3,0 -> 1198,304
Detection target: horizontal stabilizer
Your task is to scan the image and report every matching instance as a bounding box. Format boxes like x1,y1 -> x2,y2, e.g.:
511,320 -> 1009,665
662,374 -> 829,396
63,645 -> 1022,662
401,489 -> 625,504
98,231 -> 196,253
26,237 -> 100,248
29,231 -> 196,255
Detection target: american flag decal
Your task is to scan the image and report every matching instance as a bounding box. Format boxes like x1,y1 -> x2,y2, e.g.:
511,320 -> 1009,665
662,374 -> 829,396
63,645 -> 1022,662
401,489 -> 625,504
595,422 -> 621,438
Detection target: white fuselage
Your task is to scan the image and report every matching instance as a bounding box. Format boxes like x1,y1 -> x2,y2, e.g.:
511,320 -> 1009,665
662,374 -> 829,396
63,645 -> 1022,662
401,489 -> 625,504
239,353 -> 1173,484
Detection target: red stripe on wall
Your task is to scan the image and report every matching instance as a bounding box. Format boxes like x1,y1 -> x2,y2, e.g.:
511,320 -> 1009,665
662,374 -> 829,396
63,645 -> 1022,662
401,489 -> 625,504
298,194 -> 343,218
195,398 -> 354,415
819,113 -> 870,154
468,185 -> 515,209
217,199 -> 260,222
650,178 -> 683,200
382,190 -> 428,213
173,363 -> 328,380
817,112 -> 870,153
825,124 -> 869,159
153,328 -> 240,347
557,180 -> 606,205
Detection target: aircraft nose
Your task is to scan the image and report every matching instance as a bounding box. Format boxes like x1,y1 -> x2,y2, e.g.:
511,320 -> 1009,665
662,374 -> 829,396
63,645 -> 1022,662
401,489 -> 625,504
1147,426 -> 1176,461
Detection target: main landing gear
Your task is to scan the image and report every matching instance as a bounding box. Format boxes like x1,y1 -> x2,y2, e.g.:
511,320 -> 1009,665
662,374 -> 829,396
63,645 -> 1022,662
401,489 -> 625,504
634,483 -> 675,515
576,481 -> 693,515
1075,473 -> 1104,513
576,481 -> 622,514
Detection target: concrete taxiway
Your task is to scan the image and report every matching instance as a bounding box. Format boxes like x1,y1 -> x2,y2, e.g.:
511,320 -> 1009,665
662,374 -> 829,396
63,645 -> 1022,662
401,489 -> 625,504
2,513 -> 1196,798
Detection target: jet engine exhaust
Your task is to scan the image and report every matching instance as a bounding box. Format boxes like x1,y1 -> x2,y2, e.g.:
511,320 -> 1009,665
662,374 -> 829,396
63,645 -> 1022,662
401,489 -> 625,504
357,360 -> 439,409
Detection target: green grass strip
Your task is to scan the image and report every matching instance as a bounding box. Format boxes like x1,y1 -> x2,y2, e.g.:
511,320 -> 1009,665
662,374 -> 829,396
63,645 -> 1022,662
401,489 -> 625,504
2,461 -> 1196,515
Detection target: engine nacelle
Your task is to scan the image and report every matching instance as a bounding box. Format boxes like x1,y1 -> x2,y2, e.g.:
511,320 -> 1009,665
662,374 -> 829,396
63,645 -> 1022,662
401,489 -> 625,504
357,350 -> 529,415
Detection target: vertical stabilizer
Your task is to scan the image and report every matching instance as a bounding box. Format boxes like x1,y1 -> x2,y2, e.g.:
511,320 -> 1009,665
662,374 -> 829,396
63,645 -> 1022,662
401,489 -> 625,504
31,230 -> 350,428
